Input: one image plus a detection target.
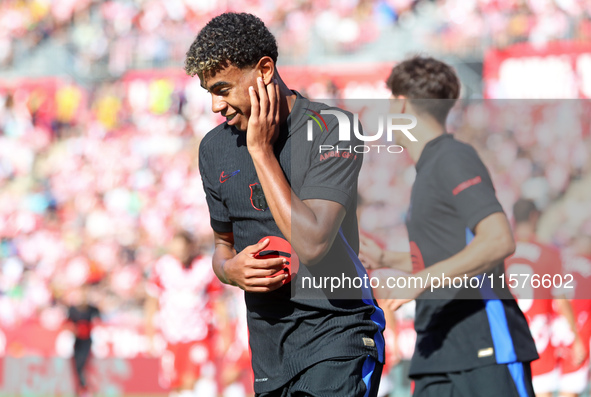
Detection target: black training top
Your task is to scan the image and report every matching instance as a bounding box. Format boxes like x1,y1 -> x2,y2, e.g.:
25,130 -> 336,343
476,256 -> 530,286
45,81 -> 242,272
199,91 -> 385,393
405,133 -> 538,376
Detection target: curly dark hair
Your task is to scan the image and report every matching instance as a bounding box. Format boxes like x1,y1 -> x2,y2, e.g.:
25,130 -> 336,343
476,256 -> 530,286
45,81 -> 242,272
386,56 -> 460,124
185,12 -> 278,78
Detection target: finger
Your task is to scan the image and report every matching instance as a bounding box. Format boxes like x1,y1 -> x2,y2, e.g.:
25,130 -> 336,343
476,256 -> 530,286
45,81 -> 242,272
257,77 -> 268,116
245,273 -> 288,292
249,86 -> 259,121
251,257 -> 287,269
266,272 -> 289,287
248,238 -> 270,254
358,255 -> 375,270
246,267 -> 287,278
389,300 -> 404,311
394,298 -> 413,311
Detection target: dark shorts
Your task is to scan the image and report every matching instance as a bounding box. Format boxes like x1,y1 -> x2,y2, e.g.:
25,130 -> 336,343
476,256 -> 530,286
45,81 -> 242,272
412,362 -> 535,397
256,355 -> 383,397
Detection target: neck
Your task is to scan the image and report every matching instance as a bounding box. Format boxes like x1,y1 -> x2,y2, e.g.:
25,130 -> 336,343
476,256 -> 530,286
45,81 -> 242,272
405,118 -> 446,164
277,76 -> 296,125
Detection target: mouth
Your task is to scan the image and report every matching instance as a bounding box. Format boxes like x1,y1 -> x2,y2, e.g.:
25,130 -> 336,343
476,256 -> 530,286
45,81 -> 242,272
225,113 -> 237,123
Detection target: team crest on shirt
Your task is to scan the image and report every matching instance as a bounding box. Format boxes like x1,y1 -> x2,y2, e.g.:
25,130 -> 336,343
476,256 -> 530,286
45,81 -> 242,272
249,183 -> 268,211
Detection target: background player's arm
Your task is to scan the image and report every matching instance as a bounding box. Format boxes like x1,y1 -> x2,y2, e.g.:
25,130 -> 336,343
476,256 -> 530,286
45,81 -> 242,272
247,78 -> 347,266
406,148 -> 516,291
362,213 -> 511,279
359,235 -> 412,272
417,212 -> 515,286
213,230 -> 289,292
384,212 -> 515,309
555,297 -> 588,366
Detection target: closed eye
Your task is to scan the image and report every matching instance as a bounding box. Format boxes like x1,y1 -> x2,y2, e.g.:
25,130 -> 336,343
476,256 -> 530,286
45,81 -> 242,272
208,81 -> 231,95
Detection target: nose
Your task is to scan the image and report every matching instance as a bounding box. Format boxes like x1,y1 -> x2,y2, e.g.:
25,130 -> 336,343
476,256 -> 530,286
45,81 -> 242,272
211,94 -> 226,113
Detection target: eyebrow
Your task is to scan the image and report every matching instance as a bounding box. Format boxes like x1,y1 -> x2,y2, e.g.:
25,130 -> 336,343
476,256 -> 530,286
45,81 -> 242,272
202,81 -> 230,92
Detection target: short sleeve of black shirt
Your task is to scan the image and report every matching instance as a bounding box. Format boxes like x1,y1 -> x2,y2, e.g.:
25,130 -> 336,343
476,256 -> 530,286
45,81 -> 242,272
436,143 -> 503,232
298,113 -> 363,209
199,133 -> 232,233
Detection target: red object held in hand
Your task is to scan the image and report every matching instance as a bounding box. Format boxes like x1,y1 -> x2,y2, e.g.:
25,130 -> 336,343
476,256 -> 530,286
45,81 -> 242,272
254,236 -> 299,284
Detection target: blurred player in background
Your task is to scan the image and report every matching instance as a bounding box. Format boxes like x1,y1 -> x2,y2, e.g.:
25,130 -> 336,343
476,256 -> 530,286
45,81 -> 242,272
64,283 -> 101,397
187,12 -> 385,397
555,232 -> 591,397
361,56 -> 538,397
506,198 -> 585,397
145,230 -> 222,397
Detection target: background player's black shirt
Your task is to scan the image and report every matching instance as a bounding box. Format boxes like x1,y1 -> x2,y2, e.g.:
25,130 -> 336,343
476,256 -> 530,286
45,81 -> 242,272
67,305 -> 100,340
406,134 -> 537,376
199,91 -> 384,393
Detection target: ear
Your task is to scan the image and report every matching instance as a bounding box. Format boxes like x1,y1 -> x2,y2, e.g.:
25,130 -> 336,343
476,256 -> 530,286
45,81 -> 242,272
256,56 -> 276,85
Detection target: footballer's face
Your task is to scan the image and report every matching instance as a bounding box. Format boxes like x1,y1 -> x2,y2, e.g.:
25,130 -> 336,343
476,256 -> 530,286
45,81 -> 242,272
201,63 -> 259,132
170,235 -> 190,262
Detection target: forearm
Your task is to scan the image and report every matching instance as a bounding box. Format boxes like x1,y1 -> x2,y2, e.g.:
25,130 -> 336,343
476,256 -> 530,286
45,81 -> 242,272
249,150 -> 293,239
250,150 -> 338,264
416,229 -> 514,291
381,251 -> 412,272
213,243 -> 238,285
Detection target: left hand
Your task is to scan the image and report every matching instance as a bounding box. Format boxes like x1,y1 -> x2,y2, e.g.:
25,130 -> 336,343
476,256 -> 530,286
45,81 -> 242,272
359,235 -> 383,269
247,77 -> 280,154
371,268 -> 424,311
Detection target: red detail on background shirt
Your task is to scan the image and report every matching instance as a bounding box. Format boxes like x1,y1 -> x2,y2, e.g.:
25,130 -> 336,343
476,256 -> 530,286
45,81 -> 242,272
76,320 -> 92,339
410,241 -> 425,273
452,176 -> 482,196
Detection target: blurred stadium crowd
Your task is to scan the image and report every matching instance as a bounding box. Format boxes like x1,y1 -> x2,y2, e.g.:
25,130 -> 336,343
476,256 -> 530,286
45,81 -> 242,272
1,0 -> 591,395
1,0 -> 591,73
